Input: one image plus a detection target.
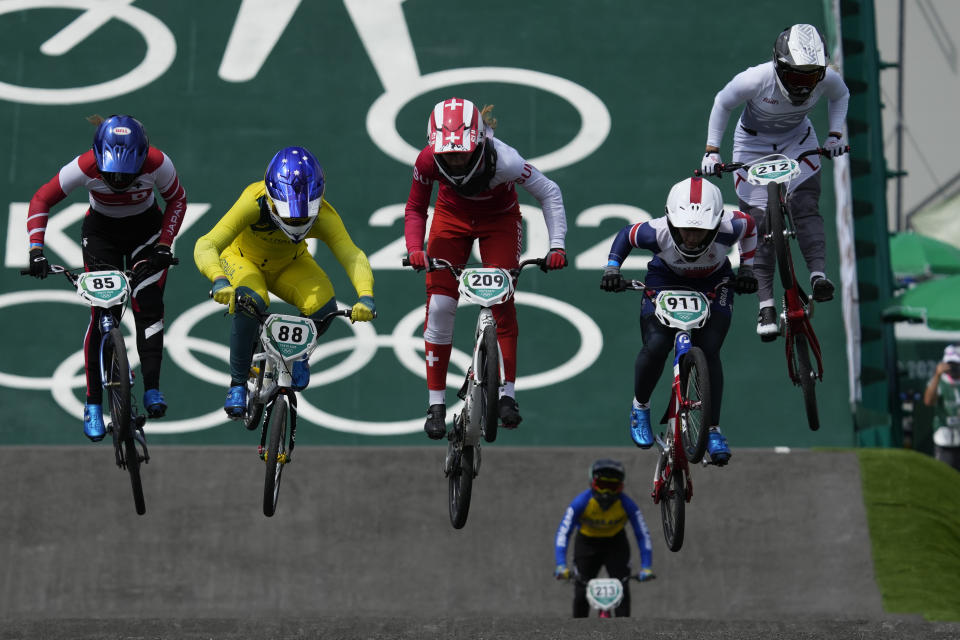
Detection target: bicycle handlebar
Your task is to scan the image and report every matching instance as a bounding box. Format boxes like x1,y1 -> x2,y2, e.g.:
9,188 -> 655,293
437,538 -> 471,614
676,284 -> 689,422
402,255 -> 546,279
232,292 -> 360,325
613,279 -> 733,296
694,145 -> 851,177
20,258 -> 180,279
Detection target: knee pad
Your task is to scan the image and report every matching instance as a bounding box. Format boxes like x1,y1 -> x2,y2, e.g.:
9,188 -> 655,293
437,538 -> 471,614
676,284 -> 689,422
424,294 -> 457,344
235,286 -> 266,319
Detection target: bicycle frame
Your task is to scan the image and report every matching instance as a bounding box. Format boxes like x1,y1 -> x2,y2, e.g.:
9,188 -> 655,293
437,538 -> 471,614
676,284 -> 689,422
652,327 -> 696,507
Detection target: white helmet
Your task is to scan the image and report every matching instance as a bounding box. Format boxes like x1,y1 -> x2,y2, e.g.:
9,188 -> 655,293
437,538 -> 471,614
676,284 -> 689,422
665,177 -> 724,260
773,24 -> 827,105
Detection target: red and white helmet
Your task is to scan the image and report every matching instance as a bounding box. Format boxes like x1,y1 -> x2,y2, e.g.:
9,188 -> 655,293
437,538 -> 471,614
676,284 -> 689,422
665,177 -> 724,260
427,97 -> 487,186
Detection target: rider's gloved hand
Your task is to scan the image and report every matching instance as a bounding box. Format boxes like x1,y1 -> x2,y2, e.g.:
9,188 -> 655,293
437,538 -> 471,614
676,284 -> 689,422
28,247 -> 50,279
637,568 -> 656,582
211,277 -> 236,314
554,565 -> 570,580
600,262 -> 623,291
407,250 -> 428,271
733,265 -> 758,294
822,133 -> 846,158
148,243 -> 175,271
541,247 -> 567,272
351,296 -> 376,323
701,151 -> 723,176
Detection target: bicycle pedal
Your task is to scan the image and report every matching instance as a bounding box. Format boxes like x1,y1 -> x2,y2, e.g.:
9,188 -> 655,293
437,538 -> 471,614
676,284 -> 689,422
249,366 -> 261,378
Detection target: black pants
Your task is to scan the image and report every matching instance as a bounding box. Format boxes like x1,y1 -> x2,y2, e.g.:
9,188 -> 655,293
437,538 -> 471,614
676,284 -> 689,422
81,208 -> 166,403
572,530 -> 631,617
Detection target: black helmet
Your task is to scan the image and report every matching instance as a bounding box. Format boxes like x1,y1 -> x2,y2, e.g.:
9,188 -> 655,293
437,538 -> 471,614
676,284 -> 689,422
773,24 -> 827,105
590,459 -> 625,510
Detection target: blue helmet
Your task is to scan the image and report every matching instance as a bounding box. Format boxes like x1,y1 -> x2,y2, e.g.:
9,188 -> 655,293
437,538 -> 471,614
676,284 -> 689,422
264,146 -> 325,242
92,115 -> 149,192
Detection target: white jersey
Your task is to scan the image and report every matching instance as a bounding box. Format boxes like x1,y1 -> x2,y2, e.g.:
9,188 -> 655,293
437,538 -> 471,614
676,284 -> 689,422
706,61 -> 849,148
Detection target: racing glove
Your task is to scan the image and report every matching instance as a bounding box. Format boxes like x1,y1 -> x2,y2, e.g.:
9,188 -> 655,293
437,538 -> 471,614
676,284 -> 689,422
28,247 -> 50,279
822,133 -> 846,158
600,262 -> 623,291
554,565 -> 570,580
211,277 -> 236,314
637,568 -> 656,582
701,151 -> 723,176
351,296 -> 376,323
541,247 -> 567,272
733,265 -> 758,294
148,243 -> 175,271
407,250 -> 427,271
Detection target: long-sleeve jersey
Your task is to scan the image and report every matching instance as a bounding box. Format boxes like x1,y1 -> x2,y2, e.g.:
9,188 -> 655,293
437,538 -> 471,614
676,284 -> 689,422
706,61 -> 849,148
193,181 -> 374,298
607,211 -> 757,279
554,489 -> 652,569
403,136 -> 567,252
27,147 -> 187,248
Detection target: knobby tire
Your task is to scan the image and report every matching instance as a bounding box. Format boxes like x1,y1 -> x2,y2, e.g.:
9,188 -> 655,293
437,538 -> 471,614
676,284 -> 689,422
679,347 -> 712,464
448,444 -> 474,529
479,325 -> 500,443
263,395 -> 289,517
793,333 -> 820,431
767,182 -> 794,290
105,328 -> 144,515
660,466 -> 685,552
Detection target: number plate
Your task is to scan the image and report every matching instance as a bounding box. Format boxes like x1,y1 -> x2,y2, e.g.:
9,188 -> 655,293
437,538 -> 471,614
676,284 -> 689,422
264,314 -> 317,361
745,155 -> 801,186
654,290 -> 710,328
585,578 -> 624,611
459,268 -> 514,306
76,270 -> 129,307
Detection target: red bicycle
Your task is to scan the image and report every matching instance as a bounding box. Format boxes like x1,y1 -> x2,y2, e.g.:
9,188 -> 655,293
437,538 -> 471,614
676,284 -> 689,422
704,148 -> 846,431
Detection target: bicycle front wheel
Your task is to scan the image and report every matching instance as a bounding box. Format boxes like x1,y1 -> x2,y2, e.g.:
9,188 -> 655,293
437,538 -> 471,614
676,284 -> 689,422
660,466 -> 686,552
479,325 -> 500,443
263,395 -> 289,517
448,445 -> 474,529
793,333 -> 820,431
104,328 -> 144,515
767,182 -> 794,290
679,347 -> 712,464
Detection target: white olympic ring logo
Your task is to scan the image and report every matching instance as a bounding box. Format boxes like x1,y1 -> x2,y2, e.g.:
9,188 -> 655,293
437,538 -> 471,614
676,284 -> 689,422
0,293 -> 601,436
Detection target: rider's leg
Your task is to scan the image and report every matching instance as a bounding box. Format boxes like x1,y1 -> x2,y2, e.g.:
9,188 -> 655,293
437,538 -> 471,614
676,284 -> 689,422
478,207 -> 523,426
604,532 -> 632,617
739,198 -> 779,339
788,173 -> 834,300
630,314 -> 674,447
572,533 -> 603,618
696,310 -> 734,466
272,257 -> 339,391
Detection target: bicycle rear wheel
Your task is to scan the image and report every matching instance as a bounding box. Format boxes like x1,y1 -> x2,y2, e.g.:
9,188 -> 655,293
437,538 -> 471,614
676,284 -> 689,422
263,395 -> 289,517
660,465 -> 685,552
792,333 -> 820,431
767,182 -> 794,290
104,328 -> 144,515
479,325 -> 500,443
679,347 -> 712,464
448,443 -> 474,529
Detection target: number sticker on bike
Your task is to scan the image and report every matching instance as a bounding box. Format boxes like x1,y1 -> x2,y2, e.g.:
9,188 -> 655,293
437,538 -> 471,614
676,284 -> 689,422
459,268 -> 514,306
264,315 -> 317,361
76,270 -> 129,307
586,578 -> 624,610
745,155 -> 801,186
654,290 -> 710,329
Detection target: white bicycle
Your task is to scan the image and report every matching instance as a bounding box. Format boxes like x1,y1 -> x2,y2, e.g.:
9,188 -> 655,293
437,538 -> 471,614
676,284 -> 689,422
403,256 -> 545,529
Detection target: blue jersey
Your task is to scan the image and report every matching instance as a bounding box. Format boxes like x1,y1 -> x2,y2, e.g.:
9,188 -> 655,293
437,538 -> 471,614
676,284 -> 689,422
554,489 -> 652,569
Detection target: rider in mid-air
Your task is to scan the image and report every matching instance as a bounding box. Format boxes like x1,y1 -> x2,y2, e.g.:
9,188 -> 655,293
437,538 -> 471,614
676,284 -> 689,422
698,23 -> 849,340
25,114 -> 187,441
601,177 -> 758,465
404,97 -> 568,440
554,459 -> 654,618
194,146 -> 375,419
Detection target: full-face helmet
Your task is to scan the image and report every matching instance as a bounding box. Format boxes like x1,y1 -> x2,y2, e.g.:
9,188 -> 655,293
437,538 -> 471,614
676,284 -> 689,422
773,24 -> 828,105
943,344 -> 960,380
264,146 -> 325,243
92,115 -> 149,192
590,458 -> 625,510
665,177 -> 724,261
428,97 -> 487,187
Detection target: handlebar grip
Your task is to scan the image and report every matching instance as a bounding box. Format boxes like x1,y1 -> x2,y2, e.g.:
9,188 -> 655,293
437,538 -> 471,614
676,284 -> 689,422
19,269 -> 29,275
401,258 -> 410,267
